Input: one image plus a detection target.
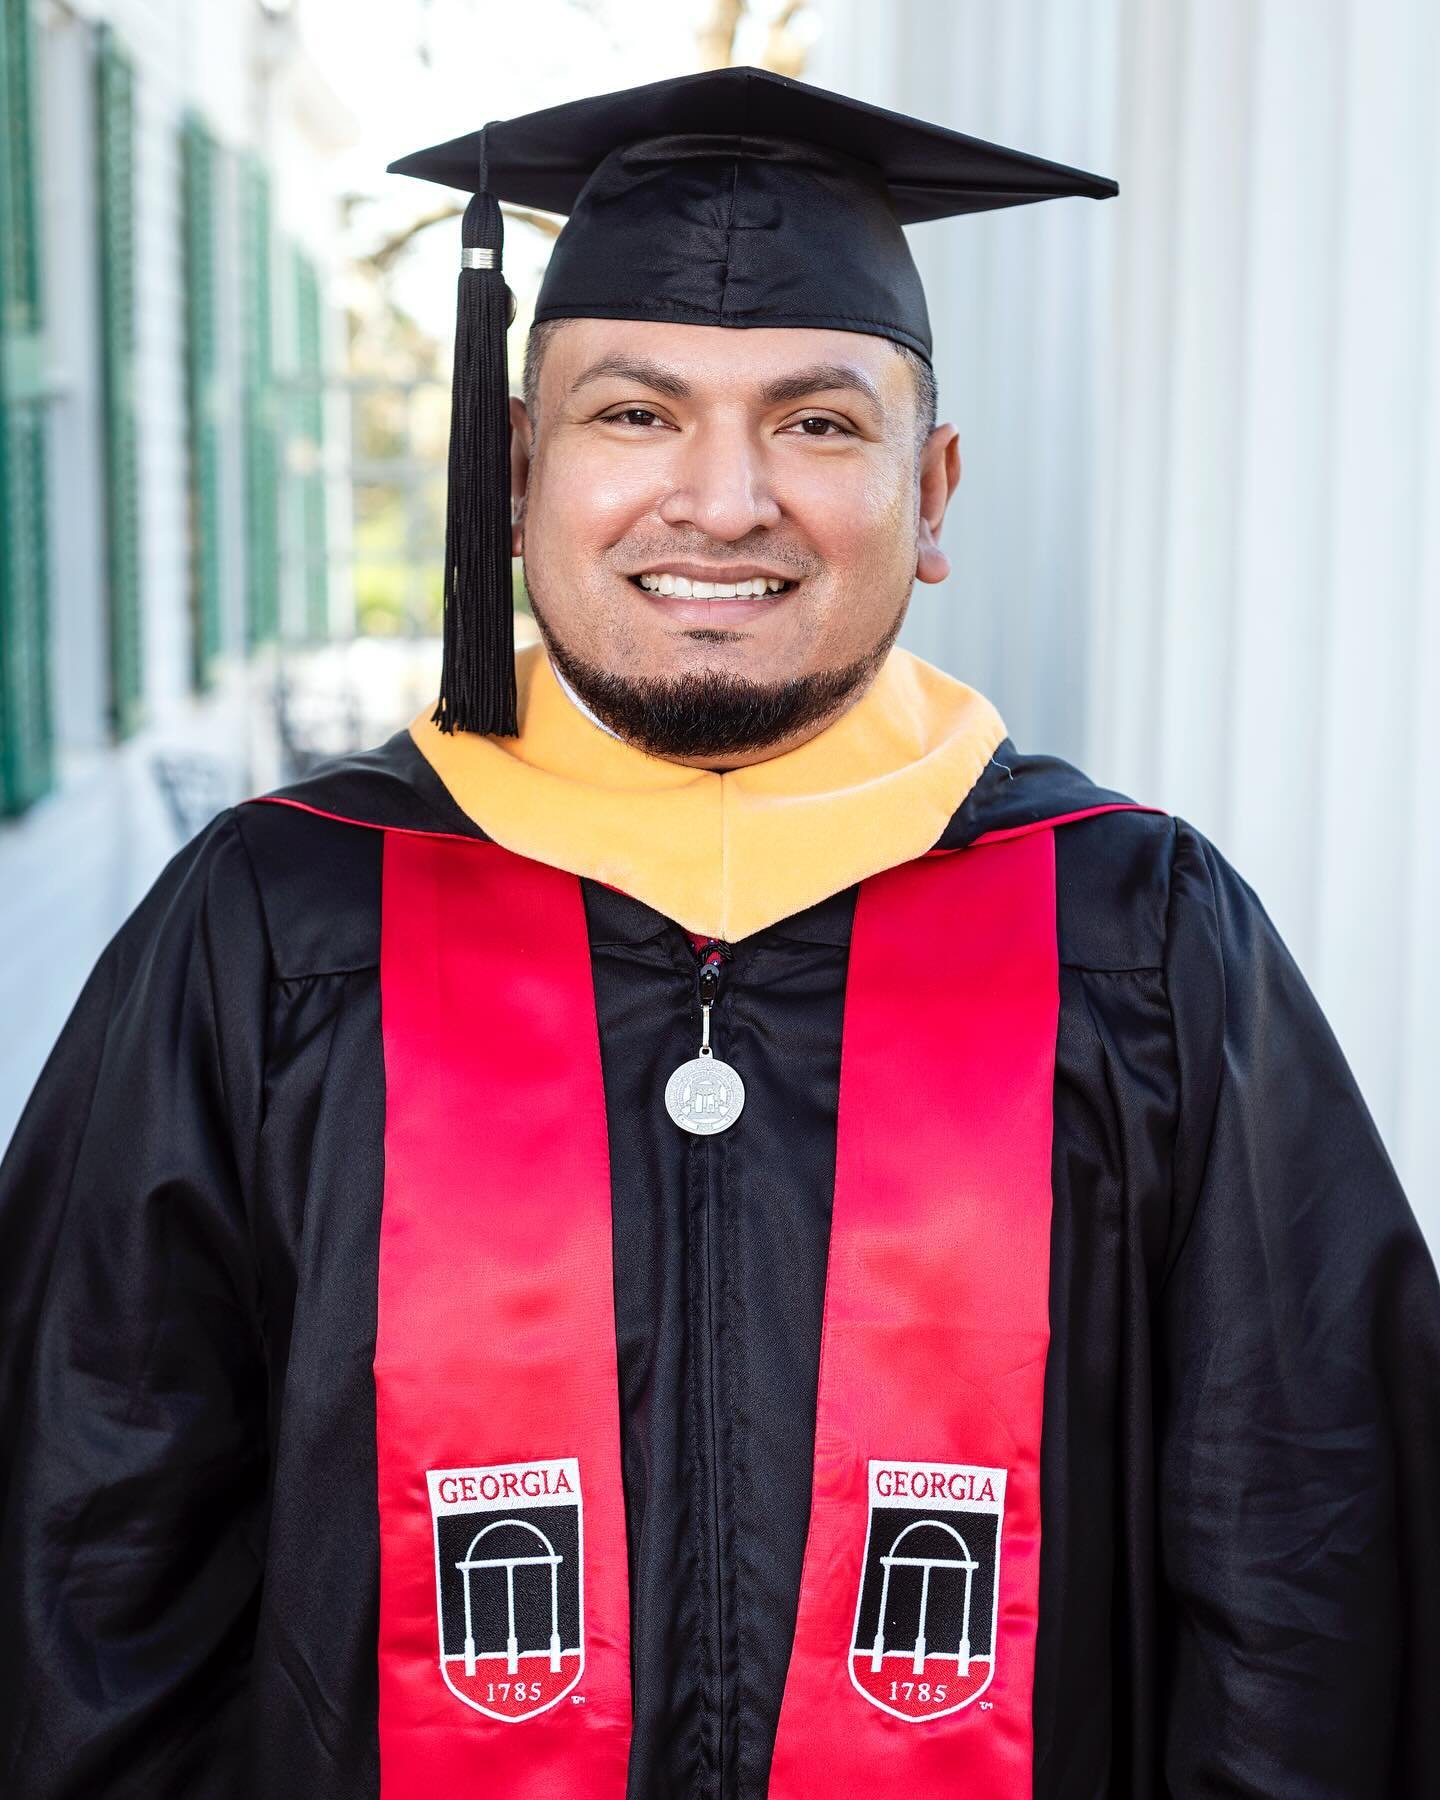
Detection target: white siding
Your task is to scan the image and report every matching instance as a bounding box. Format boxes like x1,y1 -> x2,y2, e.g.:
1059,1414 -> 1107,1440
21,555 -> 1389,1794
0,0 -> 347,1150
814,1 -> 1440,1232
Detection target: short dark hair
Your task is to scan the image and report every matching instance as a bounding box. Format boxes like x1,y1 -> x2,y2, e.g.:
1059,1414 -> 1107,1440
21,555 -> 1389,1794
521,317 -> 937,451
902,341 -> 938,445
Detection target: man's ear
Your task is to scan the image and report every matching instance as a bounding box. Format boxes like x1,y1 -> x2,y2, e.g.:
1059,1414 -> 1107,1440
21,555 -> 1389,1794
509,395 -> 532,556
915,423 -> 961,585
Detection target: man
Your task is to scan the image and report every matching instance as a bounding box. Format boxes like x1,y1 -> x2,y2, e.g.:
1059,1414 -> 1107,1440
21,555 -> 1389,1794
1,66 -> 1437,1800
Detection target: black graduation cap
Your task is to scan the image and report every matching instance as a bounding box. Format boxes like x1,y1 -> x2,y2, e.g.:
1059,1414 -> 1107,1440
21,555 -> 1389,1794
389,66 -> 1117,736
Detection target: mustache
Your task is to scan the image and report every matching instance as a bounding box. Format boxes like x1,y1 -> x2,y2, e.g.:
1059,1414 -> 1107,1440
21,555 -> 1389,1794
610,537 -> 820,579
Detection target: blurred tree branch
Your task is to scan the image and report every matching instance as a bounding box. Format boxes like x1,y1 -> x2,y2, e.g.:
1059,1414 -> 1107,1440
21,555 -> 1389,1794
698,0 -> 746,68
696,0 -> 814,78
765,2 -> 812,77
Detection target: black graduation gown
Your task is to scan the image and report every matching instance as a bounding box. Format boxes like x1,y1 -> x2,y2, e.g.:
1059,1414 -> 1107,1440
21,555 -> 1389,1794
1,728 -> 1436,1799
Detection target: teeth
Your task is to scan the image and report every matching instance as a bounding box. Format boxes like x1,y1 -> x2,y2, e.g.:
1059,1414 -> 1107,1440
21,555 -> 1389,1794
636,573 -> 791,596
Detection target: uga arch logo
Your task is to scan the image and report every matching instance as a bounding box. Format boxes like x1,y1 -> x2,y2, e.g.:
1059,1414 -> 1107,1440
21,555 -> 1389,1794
426,1457 -> 584,1722
849,1459 -> 1007,1721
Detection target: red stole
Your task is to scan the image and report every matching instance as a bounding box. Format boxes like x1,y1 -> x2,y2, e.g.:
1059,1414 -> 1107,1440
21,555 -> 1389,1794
372,821 -> 1080,1796
768,834 -> 1057,1795
374,839 -> 631,1793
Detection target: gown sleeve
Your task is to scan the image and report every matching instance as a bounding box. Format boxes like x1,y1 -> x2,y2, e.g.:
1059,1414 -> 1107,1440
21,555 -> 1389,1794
0,810 -> 271,1799
1158,821 -> 1440,1797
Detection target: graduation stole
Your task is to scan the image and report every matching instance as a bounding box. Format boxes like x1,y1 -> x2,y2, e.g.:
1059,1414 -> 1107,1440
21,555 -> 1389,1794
369,815 -> 1113,1797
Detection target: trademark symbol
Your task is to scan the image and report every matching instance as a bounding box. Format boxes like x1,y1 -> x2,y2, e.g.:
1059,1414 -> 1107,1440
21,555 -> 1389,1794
571,1694 -> 587,1705
979,1701 -> 994,1711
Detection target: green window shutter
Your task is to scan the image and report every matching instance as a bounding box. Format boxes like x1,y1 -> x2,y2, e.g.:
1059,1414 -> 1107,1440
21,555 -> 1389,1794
0,0 -> 54,814
96,26 -> 143,739
181,112 -> 222,689
292,248 -> 328,642
240,155 -> 278,648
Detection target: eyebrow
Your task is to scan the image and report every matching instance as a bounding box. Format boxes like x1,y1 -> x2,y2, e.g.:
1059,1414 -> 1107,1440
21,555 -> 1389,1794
757,363 -> 883,411
568,355 -> 885,412
570,356 -> 692,398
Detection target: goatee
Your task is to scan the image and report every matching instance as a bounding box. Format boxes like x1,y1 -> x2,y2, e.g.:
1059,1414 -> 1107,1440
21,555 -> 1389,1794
529,597 -> 906,762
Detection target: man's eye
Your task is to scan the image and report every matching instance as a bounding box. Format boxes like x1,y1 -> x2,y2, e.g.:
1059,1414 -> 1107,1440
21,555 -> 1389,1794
790,416 -> 851,437
603,408 -> 664,428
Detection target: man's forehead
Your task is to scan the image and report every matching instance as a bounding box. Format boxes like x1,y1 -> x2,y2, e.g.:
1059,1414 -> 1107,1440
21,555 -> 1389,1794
545,318 -> 907,398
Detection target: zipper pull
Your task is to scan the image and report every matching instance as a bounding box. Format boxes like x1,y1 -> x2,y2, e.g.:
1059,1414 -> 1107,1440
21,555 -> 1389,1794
694,939 -> 733,1054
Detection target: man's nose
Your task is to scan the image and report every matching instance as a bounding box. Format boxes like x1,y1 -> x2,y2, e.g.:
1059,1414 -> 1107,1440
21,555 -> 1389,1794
656,420 -> 783,541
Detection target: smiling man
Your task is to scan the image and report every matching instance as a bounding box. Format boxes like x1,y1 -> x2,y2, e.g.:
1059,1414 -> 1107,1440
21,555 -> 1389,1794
2,67 -> 1438,1800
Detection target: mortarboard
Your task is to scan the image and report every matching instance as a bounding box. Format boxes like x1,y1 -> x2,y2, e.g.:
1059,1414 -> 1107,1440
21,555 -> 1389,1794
389,67 -> 1117,736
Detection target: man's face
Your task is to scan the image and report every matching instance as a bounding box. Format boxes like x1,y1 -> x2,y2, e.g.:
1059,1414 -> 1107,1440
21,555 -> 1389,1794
511,318 -> 960,766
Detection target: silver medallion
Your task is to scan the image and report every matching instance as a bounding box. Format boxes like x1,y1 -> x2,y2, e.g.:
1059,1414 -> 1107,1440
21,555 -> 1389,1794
665,1052 -> 746,1135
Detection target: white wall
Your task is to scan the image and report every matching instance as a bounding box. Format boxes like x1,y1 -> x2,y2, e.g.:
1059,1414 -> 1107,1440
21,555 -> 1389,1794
811,1 -> 1119,761
813,0 -> 1439,1231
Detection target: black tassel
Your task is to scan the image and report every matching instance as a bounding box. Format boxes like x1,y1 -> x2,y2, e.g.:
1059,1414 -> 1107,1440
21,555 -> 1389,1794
433,130 -> 517,736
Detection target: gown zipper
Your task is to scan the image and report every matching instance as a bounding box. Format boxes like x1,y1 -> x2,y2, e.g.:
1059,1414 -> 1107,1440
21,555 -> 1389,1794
692,935 -> 734,1794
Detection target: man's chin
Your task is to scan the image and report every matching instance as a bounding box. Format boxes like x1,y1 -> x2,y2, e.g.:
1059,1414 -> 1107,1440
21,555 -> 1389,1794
534,635 -> 895,762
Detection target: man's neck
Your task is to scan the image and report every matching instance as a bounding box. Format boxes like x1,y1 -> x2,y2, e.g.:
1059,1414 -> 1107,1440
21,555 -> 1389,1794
550,662 -> 624,744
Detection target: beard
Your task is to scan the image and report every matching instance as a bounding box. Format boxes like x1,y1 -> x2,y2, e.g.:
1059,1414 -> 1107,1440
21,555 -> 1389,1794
526,585 -> 908,763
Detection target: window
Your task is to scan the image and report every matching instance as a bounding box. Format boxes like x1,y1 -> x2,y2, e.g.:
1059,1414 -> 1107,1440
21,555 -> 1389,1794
95,25 -> 142,739
0,0 -> 53,813
181,111 -> 223,690
240,154 -> 278,648
288,246 -> 329,642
